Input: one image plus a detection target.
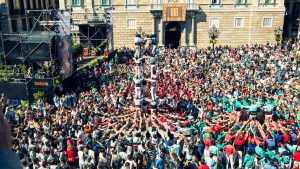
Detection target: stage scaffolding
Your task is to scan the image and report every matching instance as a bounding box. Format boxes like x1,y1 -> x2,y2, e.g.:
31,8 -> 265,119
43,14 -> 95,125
0,9 -> 72,101
70,6 -> 112,51
0,9 -> 59,82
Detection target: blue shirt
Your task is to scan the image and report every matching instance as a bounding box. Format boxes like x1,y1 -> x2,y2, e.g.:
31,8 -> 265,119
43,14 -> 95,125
247,143 -> 256,152
264,164 -> 276,169
156,158 -> 165,169
265,138 -> 276,147
198,143 -> 205,156
273,134 -> 283,143
290,133 -> 297,142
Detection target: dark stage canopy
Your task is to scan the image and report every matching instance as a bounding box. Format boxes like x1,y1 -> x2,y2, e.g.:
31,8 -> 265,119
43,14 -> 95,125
3,31 -> 55,63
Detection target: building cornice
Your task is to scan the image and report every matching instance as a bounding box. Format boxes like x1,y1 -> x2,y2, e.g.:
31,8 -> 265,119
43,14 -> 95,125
111,8 -> 285,13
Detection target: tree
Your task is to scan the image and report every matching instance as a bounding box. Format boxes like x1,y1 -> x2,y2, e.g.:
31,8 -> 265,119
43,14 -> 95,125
72,44 -> 84,59
99,40 -> 108,50
33,91 -> 46,101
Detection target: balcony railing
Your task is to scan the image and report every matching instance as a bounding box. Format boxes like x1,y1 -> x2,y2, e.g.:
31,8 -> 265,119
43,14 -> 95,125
151,3 -> 198,10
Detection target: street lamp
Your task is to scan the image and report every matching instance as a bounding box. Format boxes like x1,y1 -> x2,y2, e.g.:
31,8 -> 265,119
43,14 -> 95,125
274,27 -> 283,45
208,25 -> 220,52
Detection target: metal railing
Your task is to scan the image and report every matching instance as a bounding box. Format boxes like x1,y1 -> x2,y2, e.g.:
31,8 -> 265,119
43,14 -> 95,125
150,3 -> 198,10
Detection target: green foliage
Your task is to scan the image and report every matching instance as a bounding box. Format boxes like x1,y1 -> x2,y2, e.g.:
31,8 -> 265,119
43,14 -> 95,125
20,64 -> 27,75
20,99 -> 29,110
33,91 -> 46,101
72,44 -> 84,59
0,66 -> 9,82
99,40 -> 108,50
54,76 -> 61,87
77,56 -> 106,71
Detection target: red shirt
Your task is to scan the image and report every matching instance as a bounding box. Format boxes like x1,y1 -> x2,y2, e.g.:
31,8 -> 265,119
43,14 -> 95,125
283,133 -> 290,143
248,136 -> 255,143
183,120 -> 190,127
208,104 -> 214,112
293,152 -> 300,162
159,116 -> 166,123
177,113 -> 184,118
224,145 -> 236,156
235,135 -> 247,146
204,138 -> 212,150
215,124 -> 223,132
66,150 -> 76,162
225,134 -> 235,142
198,164 -> 210,169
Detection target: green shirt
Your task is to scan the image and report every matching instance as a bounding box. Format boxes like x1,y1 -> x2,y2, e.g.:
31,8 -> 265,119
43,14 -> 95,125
278,147 -> 287,155
242,100 -> 250,106
258,99 -> 265,105
216,132 -> 225,141
296,111 -> 300,122
209,145 -> 219,155
128,75 -> 133,82
274,156 -> 282,165
114,54 -> 119,63
210,97 -> 217,103
260,158 -> 270,166
263,104 -> 274,112
243,154 -> 255,167
203,133 -> 210,139
234,101 -> 242,108
255,146 -> 265,158
227,107 -> 233,113
286,144 -> 295,154
217,142 -> 226,149
265,150 -> 275,160
244,104 -> 259,112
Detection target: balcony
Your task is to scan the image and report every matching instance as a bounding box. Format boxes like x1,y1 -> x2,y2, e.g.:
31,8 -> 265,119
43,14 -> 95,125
151,3 -> 199,10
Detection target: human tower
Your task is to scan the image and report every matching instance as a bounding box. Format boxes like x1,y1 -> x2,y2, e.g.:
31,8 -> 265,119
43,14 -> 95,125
133,33 -> 158,113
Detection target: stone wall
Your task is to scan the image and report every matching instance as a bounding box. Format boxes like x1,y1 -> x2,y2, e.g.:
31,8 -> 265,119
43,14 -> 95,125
112,12 -> 153,48
112,10 -> 284,48
196,11 -> 285,48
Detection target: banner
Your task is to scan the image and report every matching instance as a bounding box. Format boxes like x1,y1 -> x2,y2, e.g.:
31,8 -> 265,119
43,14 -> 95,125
29,78 -> 54,90
55,11 -> 73,79
57,35 -> 73,80
163,4 -> 187,22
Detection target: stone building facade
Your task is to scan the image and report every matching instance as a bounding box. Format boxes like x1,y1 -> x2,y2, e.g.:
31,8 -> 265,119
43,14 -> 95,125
110,0 -> 286,48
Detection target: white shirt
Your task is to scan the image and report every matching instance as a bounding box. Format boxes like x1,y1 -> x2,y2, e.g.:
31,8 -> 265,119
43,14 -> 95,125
78,151 -> 85,164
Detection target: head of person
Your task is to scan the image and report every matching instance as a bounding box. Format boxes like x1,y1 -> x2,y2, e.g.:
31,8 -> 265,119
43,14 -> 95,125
200,159 -> 206,165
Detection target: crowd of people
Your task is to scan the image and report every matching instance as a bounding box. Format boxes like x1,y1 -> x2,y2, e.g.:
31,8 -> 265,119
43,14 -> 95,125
1,39 -> 300,169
